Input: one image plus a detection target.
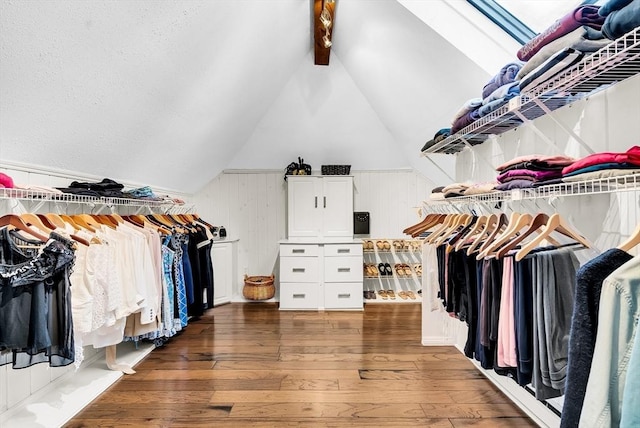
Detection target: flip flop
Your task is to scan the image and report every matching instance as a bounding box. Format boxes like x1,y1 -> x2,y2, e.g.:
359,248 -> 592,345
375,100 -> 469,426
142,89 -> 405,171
398,291 -> 409,300
384,263 -> 392,276
378,263 -> 386,276
386,289 -> 396,300
378,290 -> 388,300
406,291 -> 416,300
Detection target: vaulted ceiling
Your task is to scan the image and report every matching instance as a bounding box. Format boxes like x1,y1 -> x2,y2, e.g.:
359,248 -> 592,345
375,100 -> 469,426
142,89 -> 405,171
0,0 -> 519,193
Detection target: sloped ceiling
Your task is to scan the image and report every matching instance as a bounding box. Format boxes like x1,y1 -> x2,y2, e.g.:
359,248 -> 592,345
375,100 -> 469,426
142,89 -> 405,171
0,0 -> 495,193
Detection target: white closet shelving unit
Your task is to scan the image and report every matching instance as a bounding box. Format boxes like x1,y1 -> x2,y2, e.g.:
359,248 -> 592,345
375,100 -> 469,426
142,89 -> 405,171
421,27 -> 640,155
362,239 -> 422,303
419,27 -> 640,428
0,188 -> 192,427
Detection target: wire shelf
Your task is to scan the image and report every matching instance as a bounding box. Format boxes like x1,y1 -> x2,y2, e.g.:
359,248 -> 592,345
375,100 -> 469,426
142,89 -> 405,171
0,188 -> 184,209
427,173 -> 640,207
422,27 -> 640,155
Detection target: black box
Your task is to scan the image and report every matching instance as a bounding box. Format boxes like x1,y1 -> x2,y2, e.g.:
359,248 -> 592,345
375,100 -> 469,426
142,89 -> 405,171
353,212 -> 370,235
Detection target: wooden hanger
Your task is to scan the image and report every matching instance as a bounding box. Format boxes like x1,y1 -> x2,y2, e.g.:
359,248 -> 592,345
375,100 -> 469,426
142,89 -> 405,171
466,213 -> 499,255
38,213 -> 65,229
0,214 -> 49,242
410,214 -> 446,237
478,212 -> 532,259
455,215 -> 487,252
434,214 -> 472,246
69,215 -> 97,233
59,214 -> 83,232
20,213 -> 52,234
618,223 -> 640,252
515,213 -> 591,261
404,213 -> 438,235
425,214 -> 458,244
494,212 -> 552,259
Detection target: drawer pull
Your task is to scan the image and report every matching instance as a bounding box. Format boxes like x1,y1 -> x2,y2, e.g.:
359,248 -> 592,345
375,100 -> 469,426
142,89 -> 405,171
337,249 -> 351,254
337,268 -> 351,272
293,294 -> 306,299
338,293 -> 351,298
292,249 -> 305,254
292,268 -> 306,273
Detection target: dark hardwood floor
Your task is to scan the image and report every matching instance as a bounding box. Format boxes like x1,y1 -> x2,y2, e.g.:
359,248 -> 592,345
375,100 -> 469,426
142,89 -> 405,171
65,303 -> 536,427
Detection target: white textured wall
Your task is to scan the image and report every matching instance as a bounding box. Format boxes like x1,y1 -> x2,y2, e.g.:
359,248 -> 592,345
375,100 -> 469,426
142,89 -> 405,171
193,169 -> 436,297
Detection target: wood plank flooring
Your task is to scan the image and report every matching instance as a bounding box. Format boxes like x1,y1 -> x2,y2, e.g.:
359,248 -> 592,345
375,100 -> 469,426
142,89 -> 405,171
65,303 -> 536,427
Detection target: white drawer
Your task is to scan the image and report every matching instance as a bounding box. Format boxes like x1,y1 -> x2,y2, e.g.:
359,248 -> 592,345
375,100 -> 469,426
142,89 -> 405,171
324,283 -> 363,309
324,256 -> 363,282
280,244 -> 320,257
324,243 -> 362,257
279,283 -> 319,309
280,256 -> 320,282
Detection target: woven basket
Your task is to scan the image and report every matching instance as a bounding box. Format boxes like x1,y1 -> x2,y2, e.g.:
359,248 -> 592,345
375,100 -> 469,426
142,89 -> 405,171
321,165 -> 351,175
243,274 -> 275,301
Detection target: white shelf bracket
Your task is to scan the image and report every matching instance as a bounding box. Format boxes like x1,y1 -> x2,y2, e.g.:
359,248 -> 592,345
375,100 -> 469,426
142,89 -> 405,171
532,98 -> 596,155
459,136 -> 496,172
424,155 -> 456,183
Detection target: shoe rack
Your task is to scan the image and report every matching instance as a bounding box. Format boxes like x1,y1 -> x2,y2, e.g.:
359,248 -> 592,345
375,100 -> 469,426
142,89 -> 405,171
362,239 -> 422,303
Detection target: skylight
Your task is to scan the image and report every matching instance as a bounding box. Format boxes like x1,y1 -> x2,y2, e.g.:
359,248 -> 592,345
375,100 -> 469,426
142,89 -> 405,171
468,0 -> 599,44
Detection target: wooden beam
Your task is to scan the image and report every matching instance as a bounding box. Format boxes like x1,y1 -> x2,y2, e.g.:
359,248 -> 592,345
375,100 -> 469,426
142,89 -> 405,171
314,0 -> 335,66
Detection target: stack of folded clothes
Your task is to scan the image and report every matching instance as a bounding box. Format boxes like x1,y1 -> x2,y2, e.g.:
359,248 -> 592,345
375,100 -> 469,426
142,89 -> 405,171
430,186 -> 445,201
516,4 -> 612,92
442,182 -> 472,198
123,186 -> 162,201
479,81 -> 520,118
451,99 -> 483,134
495,154 -> 576,190
462,182 -> 499,195
421,128 -> 452,152
561,146 -> 640,182
56,178 -> 126,198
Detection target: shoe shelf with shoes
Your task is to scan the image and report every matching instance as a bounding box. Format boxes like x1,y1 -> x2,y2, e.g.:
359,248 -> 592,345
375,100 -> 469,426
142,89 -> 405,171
361,238 -> 422,304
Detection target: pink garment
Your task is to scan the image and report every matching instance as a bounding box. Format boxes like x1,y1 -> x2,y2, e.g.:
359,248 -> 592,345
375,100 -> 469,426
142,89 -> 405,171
517,5 -> 605,61
0,172 -> 14,188
496,154 -> 576,171
562,146 -> 640,175
497,257 -> 517,367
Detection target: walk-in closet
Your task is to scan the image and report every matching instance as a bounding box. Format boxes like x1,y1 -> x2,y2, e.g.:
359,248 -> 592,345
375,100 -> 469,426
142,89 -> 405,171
1,1 -> 639,427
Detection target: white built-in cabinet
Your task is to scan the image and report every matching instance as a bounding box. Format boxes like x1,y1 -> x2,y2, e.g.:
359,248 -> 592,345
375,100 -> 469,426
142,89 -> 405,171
287,176 -> 353,239
211,239 -> 238,306
279,241 -> 363,310
281,175 -> 362,310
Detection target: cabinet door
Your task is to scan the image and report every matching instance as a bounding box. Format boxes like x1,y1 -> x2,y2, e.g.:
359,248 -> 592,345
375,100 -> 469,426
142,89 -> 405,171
321,177 -> 353,238
212,243 -> 233,305
287,177 -> 321,238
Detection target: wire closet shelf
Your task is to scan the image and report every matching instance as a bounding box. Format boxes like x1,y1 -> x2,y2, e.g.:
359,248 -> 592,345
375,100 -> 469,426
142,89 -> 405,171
0,188 -> 193,214
426,173 -> 640,207
421,27 -> 640,155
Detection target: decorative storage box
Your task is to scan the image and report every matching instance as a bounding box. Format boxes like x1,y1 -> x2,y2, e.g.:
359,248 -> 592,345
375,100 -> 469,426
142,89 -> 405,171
321,165 -> 351,175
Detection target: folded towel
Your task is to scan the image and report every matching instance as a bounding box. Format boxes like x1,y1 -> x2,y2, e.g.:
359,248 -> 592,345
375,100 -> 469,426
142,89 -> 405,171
451,98 -> 483,124
497,169 -> 563,183
496,154 -> 576,171
519,48 -> 583,92
517,5 -> 605,61
598,0 -> 634,16
562,146 -> 640,175
482,62 -> 524,100
516,26 -> 610,82
602,0 -> 640,40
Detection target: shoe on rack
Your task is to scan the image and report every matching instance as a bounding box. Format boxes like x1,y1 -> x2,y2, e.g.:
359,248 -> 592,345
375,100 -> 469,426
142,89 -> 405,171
378,263 -> 386,276
384,263 -> 392,276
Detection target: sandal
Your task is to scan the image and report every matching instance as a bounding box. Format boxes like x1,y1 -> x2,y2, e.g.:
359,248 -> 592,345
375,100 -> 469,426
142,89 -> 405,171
384,263 -> 393,276
403,264 -> 412,276
406,291 -> 416,300
383,240 -> 391,250
386,289 -> 396,300
376,240 -> 384,250
398,291 -> 409,300
378,290 -> 388,300
394,263 -> 404,277
378,263 -> 386,276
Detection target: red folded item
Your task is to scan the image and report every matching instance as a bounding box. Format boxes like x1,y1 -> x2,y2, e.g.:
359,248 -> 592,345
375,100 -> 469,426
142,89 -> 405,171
561,146 -> 640,175
517,5 -> 605,62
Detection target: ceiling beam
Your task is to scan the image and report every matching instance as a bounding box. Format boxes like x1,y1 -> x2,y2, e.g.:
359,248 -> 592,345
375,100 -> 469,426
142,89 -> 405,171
313,0 -> 335,66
